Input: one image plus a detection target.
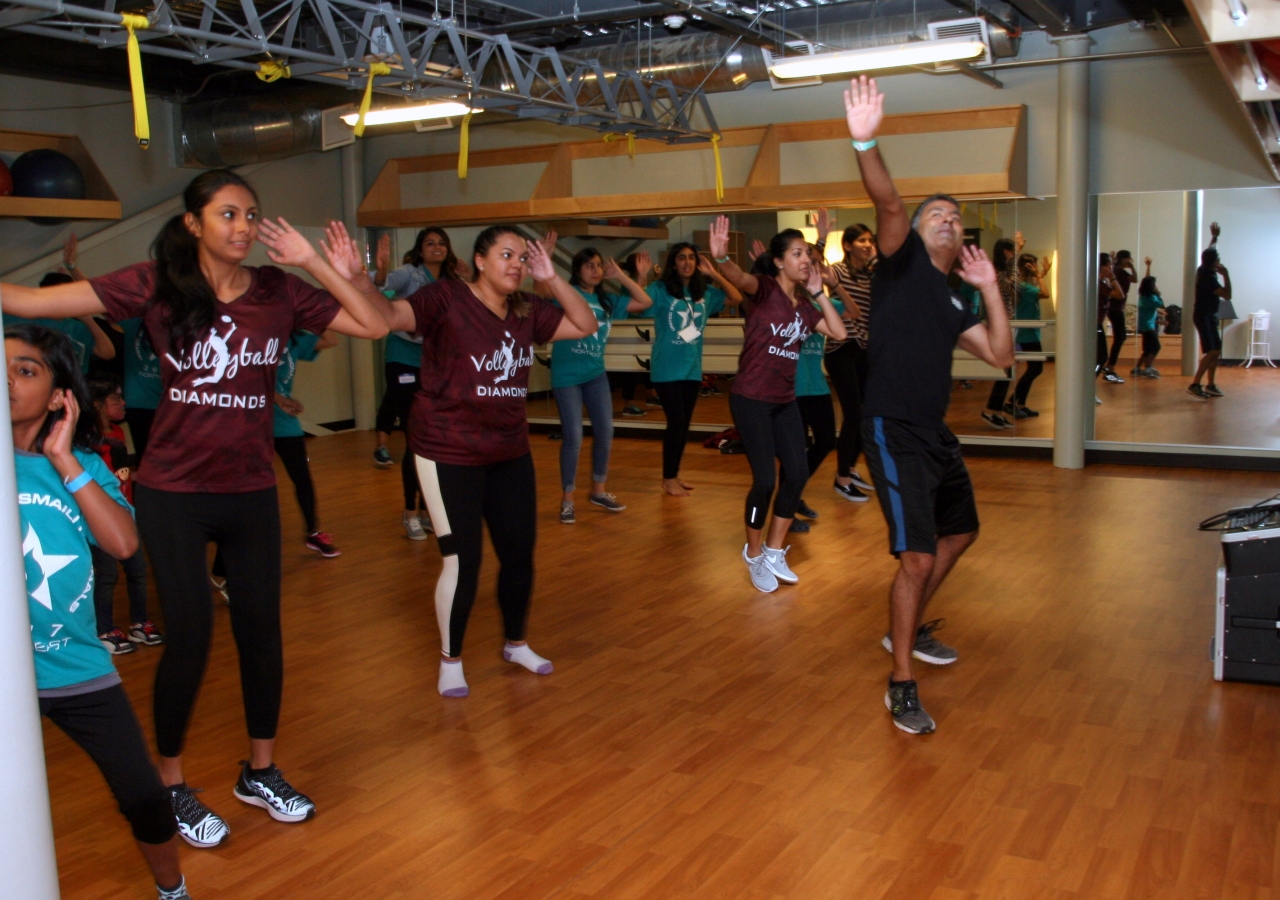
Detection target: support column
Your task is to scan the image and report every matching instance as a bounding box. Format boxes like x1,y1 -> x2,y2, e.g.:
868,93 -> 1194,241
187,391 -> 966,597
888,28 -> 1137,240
341,141 -> 378,431
1182,191 -> 1202,376
1052,34 -> 1091,470
0,342 -> 61,899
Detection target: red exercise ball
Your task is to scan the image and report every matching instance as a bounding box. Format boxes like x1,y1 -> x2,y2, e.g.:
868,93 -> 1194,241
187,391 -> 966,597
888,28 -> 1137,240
0,157 -> 11,197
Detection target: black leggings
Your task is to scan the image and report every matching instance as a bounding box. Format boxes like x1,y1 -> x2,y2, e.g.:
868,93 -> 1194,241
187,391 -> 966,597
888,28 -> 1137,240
414,453 -> 536,658
377,362 -> 423,510
729,394 -> 808,529
273,436 -> 317,534
1014,341 -> 1043,406
124,407 -> 154,460
1106,307 -> 1127,368
796,393 -> 837,477
1096,326 -> 1108,373
92,543 -> 149,633
41,684 -> 177,845
986,372 -> 1012,411
824,341 -> 867,477
611,371 -> 650,403
136,485 -> 283,758
655,380 -> 700,480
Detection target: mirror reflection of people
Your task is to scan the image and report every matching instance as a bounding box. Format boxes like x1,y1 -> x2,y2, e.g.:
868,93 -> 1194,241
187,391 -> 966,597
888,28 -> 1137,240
1007,253 -> 1052,419
1132,262 -> 1164,378
1103,249 -> 1138,376
980,235 -> 1020,430
1096,253 -> 1125,398
1190,223 -> 1228,400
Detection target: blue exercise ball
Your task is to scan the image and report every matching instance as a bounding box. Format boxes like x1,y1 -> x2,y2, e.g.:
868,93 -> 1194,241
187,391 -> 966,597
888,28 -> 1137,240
11,148 -> 86,225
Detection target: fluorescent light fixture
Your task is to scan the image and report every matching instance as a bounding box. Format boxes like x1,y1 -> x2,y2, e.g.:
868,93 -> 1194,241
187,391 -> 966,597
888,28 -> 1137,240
1227,0 -> 1248,26
768,36 -> 986,80
340,102 -> 478,127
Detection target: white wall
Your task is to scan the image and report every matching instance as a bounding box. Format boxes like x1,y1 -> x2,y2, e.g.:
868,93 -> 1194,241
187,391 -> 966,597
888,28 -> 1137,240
1203,187 -> 1280,358
1098,191 -> 1186,310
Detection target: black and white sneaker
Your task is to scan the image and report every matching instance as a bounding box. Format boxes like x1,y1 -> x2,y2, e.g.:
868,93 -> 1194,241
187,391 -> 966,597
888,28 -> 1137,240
372,447 -> 393,468
1102,370 -> 1125,384
796,499 -> 819,519
850,472 -> 873,492
233,762 -> 315,823
833,480 -> 869,503
981,411 -> 1013,429
157,875 -> 193,900
169,783 -> 229,849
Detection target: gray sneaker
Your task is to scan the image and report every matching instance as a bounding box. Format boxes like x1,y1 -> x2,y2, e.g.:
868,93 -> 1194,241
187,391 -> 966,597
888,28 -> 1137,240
742,544 -> 778,593
885,679 -> 936,734
763,544 -> 799,584
589,493 -> 626,512
881,618 -> 958,665
403,512 -> 429,541
560,503 -> 576,524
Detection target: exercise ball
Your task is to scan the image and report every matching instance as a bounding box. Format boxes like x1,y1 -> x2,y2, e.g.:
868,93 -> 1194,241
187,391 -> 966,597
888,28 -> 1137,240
11,149 -> 86,225
0,157 -> 11,196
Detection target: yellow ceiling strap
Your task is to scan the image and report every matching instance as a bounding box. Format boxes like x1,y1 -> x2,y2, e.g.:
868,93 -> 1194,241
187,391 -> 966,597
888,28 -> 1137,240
711,134 -> 724,203
256,60 -> 291,83
353,62 -> 392,137
602,132 -> 636,159
120,14 -> 151,149
457,109 -> 474,178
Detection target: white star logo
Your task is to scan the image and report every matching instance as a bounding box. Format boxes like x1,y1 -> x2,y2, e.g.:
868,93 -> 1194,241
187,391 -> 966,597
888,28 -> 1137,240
22,524 -> 77,611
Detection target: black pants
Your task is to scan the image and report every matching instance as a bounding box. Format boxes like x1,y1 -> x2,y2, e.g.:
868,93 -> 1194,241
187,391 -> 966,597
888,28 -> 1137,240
655,380 -> 700,479
1140,330 -> 1161,358
796,394 -> 837,478
41,685 -> 177,844
92,544 -> 149,633
377,362 -> 423,510
824,341 -> 867,477
1105,307 -> 1127,369
729,394 -> 808,529
1013,341 -> 1043,406
611,371 -> 650,403
124,407 -> 155,460
986,372 -> 1012,411
273,436 -> 317,534
1096,326 -> 1108,373
136,485 -> 283,758
414,453 -> 537,658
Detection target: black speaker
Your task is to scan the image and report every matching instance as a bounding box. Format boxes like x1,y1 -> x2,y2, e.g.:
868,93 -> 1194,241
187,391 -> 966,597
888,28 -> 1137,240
1215,526 -> 1280,684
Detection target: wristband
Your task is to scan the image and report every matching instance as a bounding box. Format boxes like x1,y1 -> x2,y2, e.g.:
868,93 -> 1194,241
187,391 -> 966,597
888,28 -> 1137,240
64,470 -> 93,494
851,138 -> 877,152
714,255 -> 731,264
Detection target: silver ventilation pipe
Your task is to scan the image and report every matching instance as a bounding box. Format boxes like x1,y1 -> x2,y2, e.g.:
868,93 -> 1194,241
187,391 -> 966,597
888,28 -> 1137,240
180,92 -> 336,168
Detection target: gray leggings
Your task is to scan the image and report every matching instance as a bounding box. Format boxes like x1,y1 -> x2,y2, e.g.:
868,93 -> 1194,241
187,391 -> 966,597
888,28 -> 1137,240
552,372 -> 614,492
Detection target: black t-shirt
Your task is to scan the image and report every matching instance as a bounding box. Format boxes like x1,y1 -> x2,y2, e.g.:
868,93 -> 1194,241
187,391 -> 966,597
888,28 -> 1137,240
863,230 -> 981,426
1111,267 -> 1133,313
1194,265 -> 1221,318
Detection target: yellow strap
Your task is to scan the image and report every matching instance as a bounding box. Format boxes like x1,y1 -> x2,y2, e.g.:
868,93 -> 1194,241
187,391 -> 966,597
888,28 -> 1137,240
458,110 -> 473,179
711,134 -> 724,203
602,132 -> 636,159
353,62 -> 391,137
120,14 -> 150,149
256,60 -> 291,83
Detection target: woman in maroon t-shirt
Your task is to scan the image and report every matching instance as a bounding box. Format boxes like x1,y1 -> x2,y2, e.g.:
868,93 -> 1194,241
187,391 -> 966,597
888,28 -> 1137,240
356,226 -> 598,699
707,216 -> 846,594
1,169 -> 389,847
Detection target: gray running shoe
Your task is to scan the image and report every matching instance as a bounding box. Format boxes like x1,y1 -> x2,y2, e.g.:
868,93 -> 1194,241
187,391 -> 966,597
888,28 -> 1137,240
742,544 -> 778,593
589,493 -> 626,512
403,512 -> 429,541
763,544 -> 799,584
560,503 -> 576,525
881,618 -> 958,665
1144,367 -> 1161,379
885,679 -> 936,734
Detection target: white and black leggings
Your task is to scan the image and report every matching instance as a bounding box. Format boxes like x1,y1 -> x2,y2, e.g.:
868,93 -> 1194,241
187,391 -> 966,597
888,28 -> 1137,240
729,394 -> 809,529
415,453 -> 537,658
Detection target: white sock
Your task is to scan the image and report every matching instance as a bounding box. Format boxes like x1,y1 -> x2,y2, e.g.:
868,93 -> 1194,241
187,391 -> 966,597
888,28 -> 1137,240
438,658 -> 469,697
503,643 -> 553,675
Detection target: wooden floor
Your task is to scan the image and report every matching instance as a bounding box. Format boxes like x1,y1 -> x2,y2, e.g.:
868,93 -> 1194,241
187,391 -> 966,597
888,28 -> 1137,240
56,432 -> 1280,900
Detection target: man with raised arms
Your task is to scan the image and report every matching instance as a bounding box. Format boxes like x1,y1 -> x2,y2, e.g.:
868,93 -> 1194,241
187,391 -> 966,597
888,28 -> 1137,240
844,76 -> 1015,734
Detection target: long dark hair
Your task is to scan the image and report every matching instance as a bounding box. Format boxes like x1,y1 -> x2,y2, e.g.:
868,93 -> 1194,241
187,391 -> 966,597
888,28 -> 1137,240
841,223 -> 873,269
1139,275 -> 1158,296
5,325 -> 101,453
407,227 -> 461,280
660,242 -> 706,303
568,247 -> 614,317
993,239 -> 1016,274
471,225 -> 529,318
150,169 -> 259,355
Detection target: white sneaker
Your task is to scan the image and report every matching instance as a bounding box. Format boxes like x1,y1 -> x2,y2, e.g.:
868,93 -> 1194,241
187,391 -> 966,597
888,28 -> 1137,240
762,544 -> 799,584
403,512 -> 428,541
742,544 -> 778,593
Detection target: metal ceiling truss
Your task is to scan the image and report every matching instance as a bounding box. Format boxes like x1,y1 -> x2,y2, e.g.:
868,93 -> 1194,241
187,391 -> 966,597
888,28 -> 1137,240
0,0 -> 720,142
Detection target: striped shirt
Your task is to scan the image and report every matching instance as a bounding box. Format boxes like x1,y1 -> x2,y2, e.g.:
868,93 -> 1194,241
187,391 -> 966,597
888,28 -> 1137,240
829,259 -> 872,350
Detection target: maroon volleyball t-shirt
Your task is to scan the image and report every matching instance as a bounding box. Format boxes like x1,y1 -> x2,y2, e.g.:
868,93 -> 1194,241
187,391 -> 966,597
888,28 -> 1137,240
90,262 -> 340,492
406,279 -> 564,466
730,274 -> 824,404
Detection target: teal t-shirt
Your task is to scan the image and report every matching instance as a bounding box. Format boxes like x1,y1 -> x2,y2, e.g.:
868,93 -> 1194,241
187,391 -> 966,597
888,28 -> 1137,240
645,282 -> 727,383
795,296 -> 843,397
384,267 -> 435,368
957,282 -> 981,318
4,315 -> 94,374
550,288 -> 632,388
18,448 -> 130,691
1015,284 -> 1042,344
273,332 -> 322,438
120,318 -> 162,410
385,332 -> 423,368
1137,293 -> 1165,333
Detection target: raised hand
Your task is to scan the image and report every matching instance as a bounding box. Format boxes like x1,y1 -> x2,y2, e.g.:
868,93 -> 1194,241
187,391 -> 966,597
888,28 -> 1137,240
258,217 -> 318,268
320,221 -> 364,280
697,253 -> 716,277
1014,230 -> 1025,253
63,233 -> 79,270
1144,255 -> 1153,267
635,250 -> 653,282
376,233 -> 392,272
819,257 -> 839,288
750,239 -> 767,261
956,244 -> 997,290
843,75 -> 884,143
708,215 -> 731,261
525,237 -> 556,283
1210,221 -> 1221,239
815,207 -> 831,241
603,257 -> 623,280
539,228 -> 558,257
43,389 -> 78,466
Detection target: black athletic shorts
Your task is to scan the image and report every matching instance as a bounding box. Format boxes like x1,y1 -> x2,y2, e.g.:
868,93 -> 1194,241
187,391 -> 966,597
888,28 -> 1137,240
1140,330 -> 1160,356
861,416 -> 979,556
1193,314 -> 1222,354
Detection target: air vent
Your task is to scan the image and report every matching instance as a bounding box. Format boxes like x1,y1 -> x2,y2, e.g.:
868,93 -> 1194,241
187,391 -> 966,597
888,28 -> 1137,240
762,42 -> 823,89
321,105 -> 356,151
927,17 -> 992,68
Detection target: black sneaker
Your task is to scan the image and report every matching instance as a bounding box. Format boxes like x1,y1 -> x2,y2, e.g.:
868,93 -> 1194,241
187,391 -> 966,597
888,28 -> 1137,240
885,679 -> 936,734
304,531 -> 341,558
372,447 -> 393,468
1187,384 -> 1209,400
645,396 -> 662,407
621,405 -> 646,417
1204,384 -> 1224,398
99,628 -> 137,656
796,499 -> 819,519
233,762 -> 315,823
169,783 -> 229,848
833,480 -> 869,503
129,620 -> 165,646
1103,370 -> 1125,384
789,518 -> 811,533
850,472 -> 873,492
981,411 -> 1013,429
881,618 -> 958,665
